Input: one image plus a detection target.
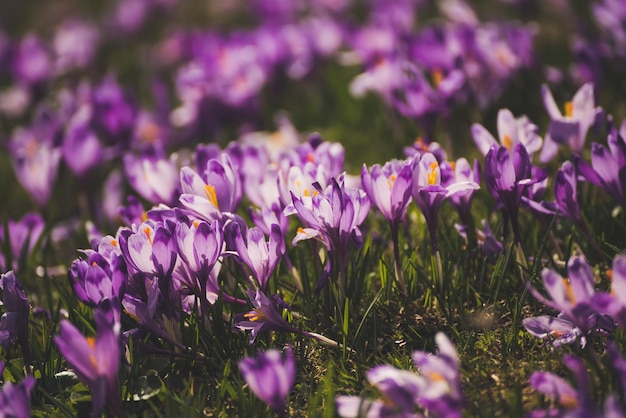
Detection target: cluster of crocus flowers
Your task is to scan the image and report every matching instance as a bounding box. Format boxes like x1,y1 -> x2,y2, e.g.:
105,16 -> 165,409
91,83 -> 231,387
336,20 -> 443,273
336,333 -> 462,418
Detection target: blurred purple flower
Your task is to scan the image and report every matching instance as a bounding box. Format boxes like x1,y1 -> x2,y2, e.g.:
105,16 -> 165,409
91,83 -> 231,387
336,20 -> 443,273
575,122 -> 626,210
0,212 -> 44,272
9,126 -> 62,206
12,34 -> 51,85
124,152 -> 179,205
472,109 -> 542,157
528,355 -> 601,418
91,76 -> 136,145
62,105 -> 104,176
239,346 -> 296,413
337,332 -> 462,418
53,19 -> 100,73
540,83 -> 602,162
0,361 -> 35,418
0,271 -> 30,351
525,254 -> 615,346
55,307 -> 123,418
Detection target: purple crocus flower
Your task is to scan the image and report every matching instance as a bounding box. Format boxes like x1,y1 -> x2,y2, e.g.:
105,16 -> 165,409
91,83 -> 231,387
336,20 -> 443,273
528,355 -> 600,417
412,152 -> 479,252
361,158 -> 413,293
179,154 -> 242,220
230,223 -> 285,292
234,288 -> 297,344
539,83 -> 602,163
0,271 -> 30,351
0,361 -> 35,418
55,307 -> 123,418
239,346 -> 296,414
288,176 -> 370,291
361,159 -> 413,225
483,144 -> 546,242
471,108 -> 542,157
575,123 -> 626,209
68,251 -> 127,309
524,254 -> 615,346
175,219 -> 223,280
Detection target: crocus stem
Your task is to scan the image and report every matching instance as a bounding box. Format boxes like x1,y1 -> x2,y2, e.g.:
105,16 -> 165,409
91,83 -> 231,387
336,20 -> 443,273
302,331 -> 355,353
390,221 -> 408,297
577,220 -> 605,258
434,250 -> 444,299
283,252 -> 304,293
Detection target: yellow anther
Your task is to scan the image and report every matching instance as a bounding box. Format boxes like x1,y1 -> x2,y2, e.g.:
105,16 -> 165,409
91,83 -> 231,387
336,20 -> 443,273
387,174 -> 397,189
449,161 -> 456,171
427,161 -> 439,186
204,184 -> 220,210
562,278 -> 576,304
141,211 -> 148,222
426,371 -> 446,382
502,134 -> 512,150
564,101 -> 573,118
559,393 -> 578,409
92,261 -> 98,267
110,239 -> 118,247
193,220 -> 199,228
432,69 -> 444,88
303,189 -> 311,197
307,153 -> 315,163
144,227 -> 153,245
86,336 -> 96,349
243,309 -> 265,322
